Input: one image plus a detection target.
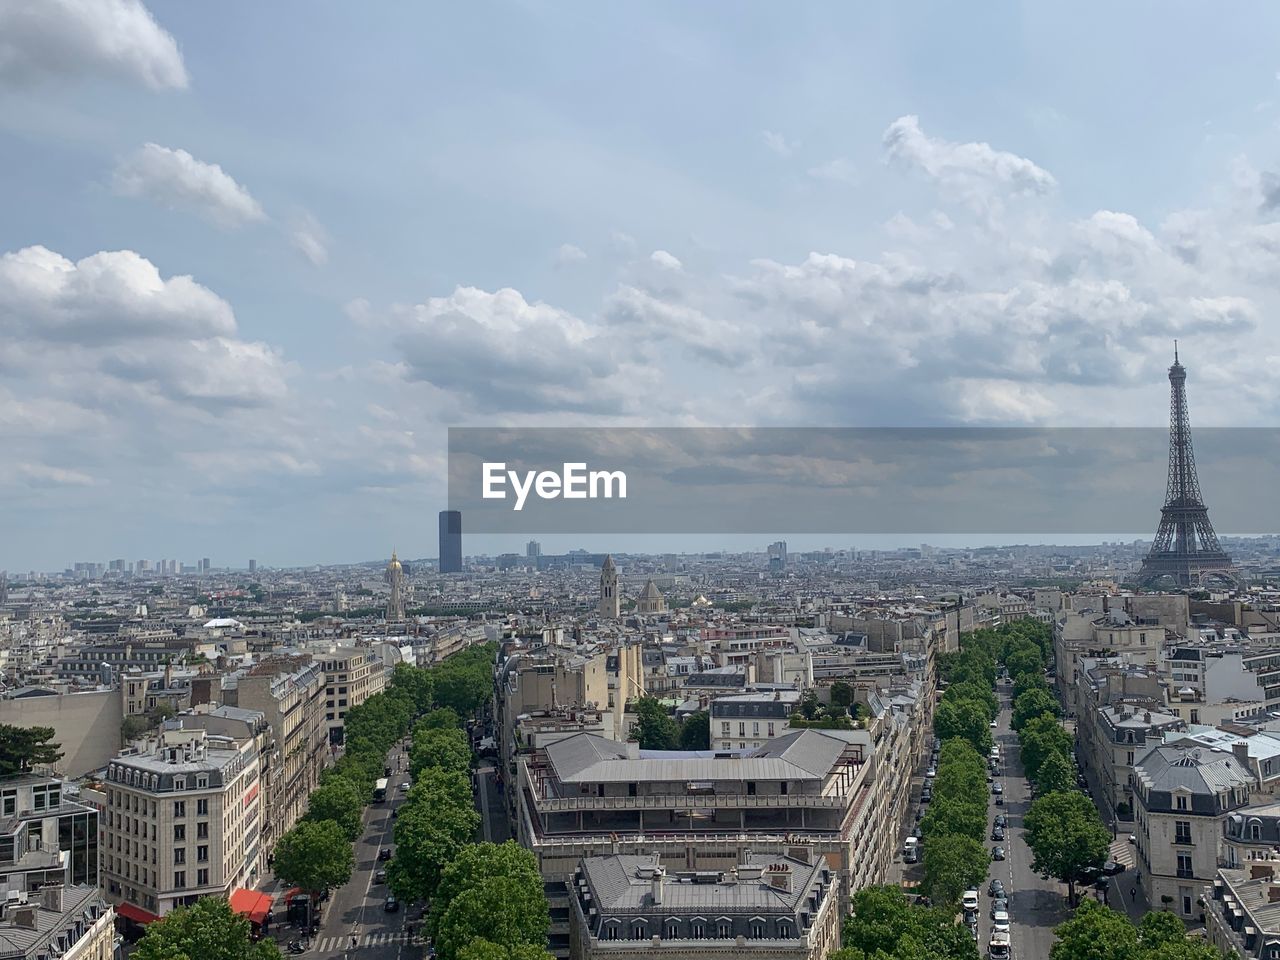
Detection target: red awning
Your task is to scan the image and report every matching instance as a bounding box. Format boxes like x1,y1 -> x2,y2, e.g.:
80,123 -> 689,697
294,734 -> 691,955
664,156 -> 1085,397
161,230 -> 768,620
229,889 -> 273,926
283,887 -> 306,904
115,902 -> 160,925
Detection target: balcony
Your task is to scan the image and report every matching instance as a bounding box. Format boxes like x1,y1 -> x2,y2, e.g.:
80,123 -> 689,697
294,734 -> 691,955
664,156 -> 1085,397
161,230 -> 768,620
1176,869 -> 1195,879
1174,836 -> 1194,846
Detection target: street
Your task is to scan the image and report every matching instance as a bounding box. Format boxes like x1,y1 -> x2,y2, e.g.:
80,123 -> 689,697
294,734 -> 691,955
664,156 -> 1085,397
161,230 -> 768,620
976,683 -> 1071,960
311,741 -> 418,960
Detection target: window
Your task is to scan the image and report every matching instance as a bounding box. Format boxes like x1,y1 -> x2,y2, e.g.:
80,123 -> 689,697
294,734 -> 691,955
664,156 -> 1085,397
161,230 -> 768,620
1177,853 -> 1193,878
605,925 -> 618,941
173,825 -> 185,841
197,845 -> 208,863
718,923 -> 731,938
720,723 -> 730,735
174,871 -> 186,889
197,868 -> 209,886
174,848 -> 185,864
1190,710 -> 1200,724
1175,821 -> 1192,844
1127,751 -> 1135,765
752,722 -> 759,735
692,923 -> 704,939
739,722 -> 745,736
751,923 -> 764,938
1176,795 -> 1188,811
667,923 -> 678,939
777,921 -> 791,938
767,722 -> 775,737
173,777 -> 185,791
197,799 -> 209,816
196,823 -> 208,840
631,922 -> 646,940
173,801 -> 185,818
196,777 -> 208,789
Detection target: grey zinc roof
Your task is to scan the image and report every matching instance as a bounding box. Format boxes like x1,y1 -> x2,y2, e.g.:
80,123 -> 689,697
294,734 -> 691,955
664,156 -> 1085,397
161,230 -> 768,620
583,853 -> 823,913
546,729 -> 852,784
1134,741 -> 1255,794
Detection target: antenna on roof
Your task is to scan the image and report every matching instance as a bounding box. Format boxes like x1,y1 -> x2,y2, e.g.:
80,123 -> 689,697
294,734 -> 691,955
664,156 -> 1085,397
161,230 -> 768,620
1174,339 -> 1178,363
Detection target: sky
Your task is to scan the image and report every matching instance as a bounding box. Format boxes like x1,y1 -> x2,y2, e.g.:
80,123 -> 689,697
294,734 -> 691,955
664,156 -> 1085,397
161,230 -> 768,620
3,1 -> 1280,569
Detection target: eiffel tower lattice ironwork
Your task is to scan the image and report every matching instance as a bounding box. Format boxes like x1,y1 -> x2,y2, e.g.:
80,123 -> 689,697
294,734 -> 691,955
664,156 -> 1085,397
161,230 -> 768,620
1136,345 -> 1236,587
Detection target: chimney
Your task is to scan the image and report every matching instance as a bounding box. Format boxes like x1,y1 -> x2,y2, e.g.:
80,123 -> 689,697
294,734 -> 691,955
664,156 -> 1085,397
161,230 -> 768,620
766,863 -> 793,892
1144,711 -> 1152,723
10,906 -> 36,930
1233,741 -> 1251,767
40,886 -> 62,913
1269,885 -> 1280,903
625,741 -> 640,760
650,866 -> 665,905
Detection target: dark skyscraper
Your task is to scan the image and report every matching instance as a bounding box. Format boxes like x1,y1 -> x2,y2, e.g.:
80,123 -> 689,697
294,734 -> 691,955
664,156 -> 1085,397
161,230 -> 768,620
439,510 -> 463,573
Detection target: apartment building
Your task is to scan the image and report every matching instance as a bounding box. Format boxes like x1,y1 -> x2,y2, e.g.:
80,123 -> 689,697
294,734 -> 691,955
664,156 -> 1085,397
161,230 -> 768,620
1203,800 -> 1280,959
217,656 -> 326,855
710,691 -> 800,751
101,723 -> 261,922
317,646 -> 386,744
568,853 -> 840,960
1076,696 -> 1183,820
0,885 -> 114,960
0,776 -> 98,894
1132,740 -> 1255,918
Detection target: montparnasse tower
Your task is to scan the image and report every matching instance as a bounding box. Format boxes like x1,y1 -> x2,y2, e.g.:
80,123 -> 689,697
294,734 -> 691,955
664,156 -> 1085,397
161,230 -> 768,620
385,550 -> 405,621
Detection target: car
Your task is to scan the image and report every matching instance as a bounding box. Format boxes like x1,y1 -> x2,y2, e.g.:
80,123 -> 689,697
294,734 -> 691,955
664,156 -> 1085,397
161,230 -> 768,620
992,782 -> 1003,795
990,898 -> 1008,919
399,781 -> 410,792
903,847 -> 919,864
374,869 -> 387,884
992,846 -> 1006,861
915,809 -> 923,822
994,814 -> 1007,828
989,720 -> 998,728
921,789 -> 932,803
963,908 -> 978,927
991,826 -> 1005,841
378,848 -> 392,862
988,879 -> 1006,898
995,793 -> 1004,806
1103,860 -> 1125,876
969,924 -> 979,941
383,896 -> 399,913
1128,834 -> 1137,844
992,910 -> 1010,934
962,890 -> 980,911
925,767 -> 936,779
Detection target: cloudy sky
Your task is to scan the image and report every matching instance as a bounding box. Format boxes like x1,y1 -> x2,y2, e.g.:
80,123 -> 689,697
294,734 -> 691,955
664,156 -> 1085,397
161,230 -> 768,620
3,1 -> 1280,570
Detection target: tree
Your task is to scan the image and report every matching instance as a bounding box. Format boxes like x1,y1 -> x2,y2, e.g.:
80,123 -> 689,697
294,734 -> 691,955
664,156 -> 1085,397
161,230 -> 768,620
410,727 -> 472,780
1024,790 -> 1110,905
0,725 -> 62,776
435,876 -> 551,960
679,711 -> 710,750
304,778 -> 364,841
842,885 -> 917,957
1049,900 -> 1138,960
629,697 -> 679,750
272,820 -> 353,899
1034,751 -> 1078,796
1013,670 -> 1051,702
1020,714 -> 1074,785
933,699 -> 993,755
134,897 -> 281,960
921,794 -> 987,844
799,690 -> 821,720
459,943 -> 555,960
388,794 -> 479,902
922,833 -> 990,908
831,681 -> 855,710
1005,645 -> 1044,681
1138,911 -> 1189,951
428,842 -> 545,940
419,707 -> 462,731
1012,688 -> 1061,731
942,681 -> 998,722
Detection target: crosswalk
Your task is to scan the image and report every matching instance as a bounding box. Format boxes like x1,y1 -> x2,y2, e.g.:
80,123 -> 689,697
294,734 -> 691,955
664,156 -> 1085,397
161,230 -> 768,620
1108,836 -> 1136,870
309,932 -> 421,953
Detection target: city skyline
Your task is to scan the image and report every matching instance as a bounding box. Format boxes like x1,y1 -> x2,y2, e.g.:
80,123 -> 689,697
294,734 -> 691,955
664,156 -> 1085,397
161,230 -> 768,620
4,3 -> 1280,568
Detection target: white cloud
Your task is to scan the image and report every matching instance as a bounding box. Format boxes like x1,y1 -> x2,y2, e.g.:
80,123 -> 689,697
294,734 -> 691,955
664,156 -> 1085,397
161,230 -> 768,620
289,212 -> 330,265
0,0 -> 187,91
762,130 -> 799,157
114,143 -> 265,228
650,250 -> 683,271
883,115 -> 1057,200
15,462 -> 97,487
806,158 -> 857,185
555,243 -> 588,265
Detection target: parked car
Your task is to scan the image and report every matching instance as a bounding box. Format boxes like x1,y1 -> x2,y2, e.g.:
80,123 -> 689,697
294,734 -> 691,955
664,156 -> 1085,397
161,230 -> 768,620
962,890 -> 980,911
991,826 -> 1005,841
384,896 -> 399,913
992,910 -> 1010,934
1127,834 -> 1137,844
378,848 -> 392,862
374,869 -> 387,884
989,719 -> 998,728
989,898 -> 1008,919
995,793 -> 1004,806
988,879 -> 1006,899
991,846 -> 1006,861
963,908 -> 978,927
1103,860 -> 1125,876
992,782 -> 1003,795
925,767 -> 936,779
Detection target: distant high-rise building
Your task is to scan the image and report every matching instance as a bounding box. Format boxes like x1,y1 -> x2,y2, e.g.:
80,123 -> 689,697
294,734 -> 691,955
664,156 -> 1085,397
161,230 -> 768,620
200,557 -> 210,574
439,510 -> 463,573
526,540 -> 542,558
385,550 -> 405,621
599,555 -> 620,618
0,571 -> 7,606
768,540 -> 788,573
137,559 -> 150,573
248,559 -> 257,573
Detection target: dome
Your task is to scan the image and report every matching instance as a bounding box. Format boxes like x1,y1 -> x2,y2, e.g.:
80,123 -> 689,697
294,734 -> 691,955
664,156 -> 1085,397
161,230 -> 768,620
386,550 -> 402,573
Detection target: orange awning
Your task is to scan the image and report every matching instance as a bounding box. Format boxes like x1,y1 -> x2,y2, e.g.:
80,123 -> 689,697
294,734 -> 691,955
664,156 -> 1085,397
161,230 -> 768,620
115,902 -> 160,925
229,889 -> 273,926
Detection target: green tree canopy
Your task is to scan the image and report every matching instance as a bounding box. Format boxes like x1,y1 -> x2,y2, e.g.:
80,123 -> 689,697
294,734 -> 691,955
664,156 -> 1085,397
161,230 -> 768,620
1013,670 -> 1051,702
1012,688 -> 1062,731
629,697 -> 679,750
1050,900 -> 1139,960
1034,751 -> 1078,797
304,777 -> 364,841
1005,644 -> 1045,680
410,727 -> 472,780
272,819 -> 353,896
428,841 -> 545,940
458,943 -> 556,960
933,699 -> 993,755
133,898 -> 281,960
0,725 -> 62,776
388,792 -> 479,902
419,707 -> 462,731
435,876 -> 551,960
679,711 -> 710,750
942,681 -> 998,722
831,681 -> 856,709
1025,790 -> 1110,905
922,833 -> 990,908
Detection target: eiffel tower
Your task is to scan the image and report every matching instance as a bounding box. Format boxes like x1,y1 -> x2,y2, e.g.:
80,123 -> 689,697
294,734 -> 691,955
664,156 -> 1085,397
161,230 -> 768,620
1136,345 -> 1236,587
